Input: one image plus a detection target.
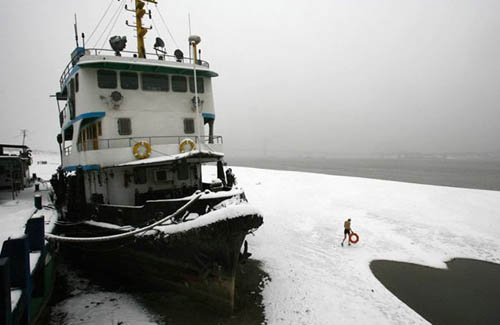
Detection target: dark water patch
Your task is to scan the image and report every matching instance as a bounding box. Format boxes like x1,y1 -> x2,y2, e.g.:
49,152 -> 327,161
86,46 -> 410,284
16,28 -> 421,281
370,258 -> 500,325
51,258 -> 269,325
135,259 -> 269,324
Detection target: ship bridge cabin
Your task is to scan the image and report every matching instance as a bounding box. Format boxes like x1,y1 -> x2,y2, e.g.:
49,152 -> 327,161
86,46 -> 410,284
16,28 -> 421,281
56,48 -> 221,168
55,48 -> 226,206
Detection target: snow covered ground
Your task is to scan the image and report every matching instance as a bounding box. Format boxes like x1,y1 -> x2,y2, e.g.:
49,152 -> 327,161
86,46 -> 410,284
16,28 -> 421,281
49,265 -> 160,325
5,151 -> 499,324
0,150 -> 59,246
223,166 -> 500,325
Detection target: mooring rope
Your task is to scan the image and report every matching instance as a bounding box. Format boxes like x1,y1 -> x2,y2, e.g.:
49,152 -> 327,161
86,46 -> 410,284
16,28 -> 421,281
45,193 -> 201,243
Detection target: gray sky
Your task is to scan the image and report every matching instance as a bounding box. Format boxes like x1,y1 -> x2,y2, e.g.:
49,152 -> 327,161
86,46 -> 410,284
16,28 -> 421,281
1,0 -> 499,156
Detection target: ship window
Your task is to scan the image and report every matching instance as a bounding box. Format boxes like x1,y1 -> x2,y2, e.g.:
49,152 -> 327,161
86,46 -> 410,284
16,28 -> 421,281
120,72 -> 138,90
68,80 -> 76,119
75,73 -> 79,92
154,169 -> 173,183
64,125 -> 74,141
189,77 -> 204,93
177,164 -> 189,180
156,170 -> 167,182
183,118 -> 195,134
77,121 -> 101,152
133,168 -> 147,184
117,118 -> 132,135
142,73 -> 169,91
172,76 -> 187,92
97,70 -> 117,89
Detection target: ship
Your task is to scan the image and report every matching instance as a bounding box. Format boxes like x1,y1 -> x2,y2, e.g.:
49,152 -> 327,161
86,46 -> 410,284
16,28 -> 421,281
48,0 -> 263,312
0,144 -> 32,192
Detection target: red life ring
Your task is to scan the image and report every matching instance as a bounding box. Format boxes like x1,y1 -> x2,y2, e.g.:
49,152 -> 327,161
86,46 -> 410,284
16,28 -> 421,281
349,232 -> 359,244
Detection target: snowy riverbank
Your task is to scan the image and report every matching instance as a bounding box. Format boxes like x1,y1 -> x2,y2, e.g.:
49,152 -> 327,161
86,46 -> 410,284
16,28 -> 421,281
27,155 -> 500,324
223,166 -> 500,324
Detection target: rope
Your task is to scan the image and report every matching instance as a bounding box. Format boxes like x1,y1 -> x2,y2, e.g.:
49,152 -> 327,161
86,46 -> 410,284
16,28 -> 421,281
100,2 -> 125,50
87,0 -> 115,43
151,16 -> 162,45
45,192 -> 201,243
155,4 -> 180,49
93,0 -> 123,48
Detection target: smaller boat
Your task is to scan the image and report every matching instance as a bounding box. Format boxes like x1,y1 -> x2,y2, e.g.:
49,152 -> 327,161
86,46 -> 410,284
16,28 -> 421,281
0,144 -> 32,193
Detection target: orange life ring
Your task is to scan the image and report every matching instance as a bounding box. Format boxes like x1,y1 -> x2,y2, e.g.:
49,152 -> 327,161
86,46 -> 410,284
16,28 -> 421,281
349,232 -> 359,244
133,141 -> 152,159
179,138 -> 196,153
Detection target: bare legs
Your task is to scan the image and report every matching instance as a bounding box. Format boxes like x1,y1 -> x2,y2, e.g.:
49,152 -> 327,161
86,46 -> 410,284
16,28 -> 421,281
341,231 -> 351,246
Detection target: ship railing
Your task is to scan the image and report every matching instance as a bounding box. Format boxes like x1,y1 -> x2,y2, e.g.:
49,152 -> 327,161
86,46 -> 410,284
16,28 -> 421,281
59,48 -> 210,89
76,135 -> 223,152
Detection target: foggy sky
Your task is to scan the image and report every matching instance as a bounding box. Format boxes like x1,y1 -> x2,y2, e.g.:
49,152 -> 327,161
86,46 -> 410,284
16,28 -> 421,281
1,0 -> 499,156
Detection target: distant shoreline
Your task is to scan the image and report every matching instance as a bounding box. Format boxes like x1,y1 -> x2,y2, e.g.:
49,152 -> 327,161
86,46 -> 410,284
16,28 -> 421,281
227,156 -> 500,191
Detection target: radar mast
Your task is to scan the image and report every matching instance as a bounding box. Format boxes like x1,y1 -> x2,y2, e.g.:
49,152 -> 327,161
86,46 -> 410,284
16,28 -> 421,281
126,0 -> 157,58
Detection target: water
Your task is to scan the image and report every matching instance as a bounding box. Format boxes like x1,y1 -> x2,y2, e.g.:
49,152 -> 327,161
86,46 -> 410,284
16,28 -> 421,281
370,258 -> 500,325
229,156 -> 500,191
48,259 -> 269,325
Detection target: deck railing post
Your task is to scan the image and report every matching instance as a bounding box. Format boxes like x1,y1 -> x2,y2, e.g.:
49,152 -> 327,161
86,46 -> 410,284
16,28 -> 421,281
0,257 -> 12,325
25,216 -> 45,298
0,236 -> 31,324
34,195 -> 42,210
25,216 -> 45,253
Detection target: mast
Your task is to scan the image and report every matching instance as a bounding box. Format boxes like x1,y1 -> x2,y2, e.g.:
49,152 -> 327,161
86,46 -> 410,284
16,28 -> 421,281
132,0 -> 156,58
189,35 -> 201,147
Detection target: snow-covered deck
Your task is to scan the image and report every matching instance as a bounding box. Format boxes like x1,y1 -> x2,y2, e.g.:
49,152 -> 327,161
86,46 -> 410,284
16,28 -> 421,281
0,182 -> 57,244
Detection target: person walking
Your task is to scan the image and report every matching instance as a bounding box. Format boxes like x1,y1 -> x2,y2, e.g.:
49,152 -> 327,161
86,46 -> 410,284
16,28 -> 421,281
341,218 -> 352,246
226,168 -> 236,188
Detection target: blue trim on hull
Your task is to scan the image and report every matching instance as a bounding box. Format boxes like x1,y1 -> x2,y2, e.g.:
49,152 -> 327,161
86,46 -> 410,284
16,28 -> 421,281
202,113 -> 216,119
63,164 -> 101,172
63,111 -> 106,130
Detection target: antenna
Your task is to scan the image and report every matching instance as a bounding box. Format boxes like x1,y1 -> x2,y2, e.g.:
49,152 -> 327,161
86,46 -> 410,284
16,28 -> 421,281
188,13 -> 192,59
20,129 -> 28,146
189,35 -> 201,149
74,14 -> 79,47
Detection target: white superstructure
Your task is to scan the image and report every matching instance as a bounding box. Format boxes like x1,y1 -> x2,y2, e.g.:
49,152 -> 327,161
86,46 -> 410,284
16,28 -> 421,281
55,47 -> 224,206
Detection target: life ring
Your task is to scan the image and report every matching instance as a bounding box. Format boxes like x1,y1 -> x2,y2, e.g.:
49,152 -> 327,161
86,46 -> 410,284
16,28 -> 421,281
349,232 -> 359,244
179,138 -> 196,153
133,141 -> 152,159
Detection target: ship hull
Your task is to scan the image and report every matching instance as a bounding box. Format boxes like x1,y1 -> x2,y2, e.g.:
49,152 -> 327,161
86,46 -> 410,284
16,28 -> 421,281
56,211 -> 263,312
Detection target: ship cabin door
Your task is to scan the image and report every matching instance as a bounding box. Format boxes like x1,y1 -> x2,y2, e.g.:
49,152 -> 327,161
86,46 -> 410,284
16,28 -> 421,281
78,119 -> 102,151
